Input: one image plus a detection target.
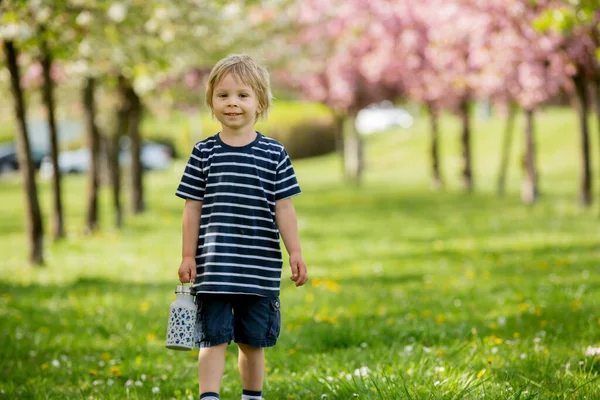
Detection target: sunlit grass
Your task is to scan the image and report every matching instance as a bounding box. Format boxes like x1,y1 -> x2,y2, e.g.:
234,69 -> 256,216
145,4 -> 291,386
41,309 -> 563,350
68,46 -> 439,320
1,107 -> 599,399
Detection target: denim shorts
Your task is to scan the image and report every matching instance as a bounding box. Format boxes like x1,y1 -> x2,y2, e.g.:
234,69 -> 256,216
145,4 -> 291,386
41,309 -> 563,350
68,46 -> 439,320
194,294 -> 281,348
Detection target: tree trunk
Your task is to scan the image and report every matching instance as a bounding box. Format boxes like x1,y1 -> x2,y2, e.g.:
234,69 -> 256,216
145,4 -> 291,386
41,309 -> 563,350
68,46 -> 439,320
593,78 -> 600,213
343,114 -> 363,184
573,73 -> 592,206
4,41 -> 44,265
497,102 -> 517,197
427,102 -> 443,190
334,112 -> 345,164
126,86 -> 144,214
521,109 -> 539,205
83,77 -> 101,233
108,75 -> 129,228
459,99 -> 473,192
40,38 -> 64,239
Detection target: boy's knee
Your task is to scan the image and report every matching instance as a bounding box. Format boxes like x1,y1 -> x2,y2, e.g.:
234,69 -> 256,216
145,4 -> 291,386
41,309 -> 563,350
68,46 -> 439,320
237,343 -> 262,353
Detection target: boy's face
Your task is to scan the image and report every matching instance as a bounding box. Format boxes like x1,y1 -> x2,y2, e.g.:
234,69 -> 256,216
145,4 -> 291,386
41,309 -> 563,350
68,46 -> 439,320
212,73 -> 261,133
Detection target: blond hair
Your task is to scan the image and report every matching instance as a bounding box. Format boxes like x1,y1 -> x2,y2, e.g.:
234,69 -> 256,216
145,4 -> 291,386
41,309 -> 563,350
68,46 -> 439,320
205,54 -> 272,121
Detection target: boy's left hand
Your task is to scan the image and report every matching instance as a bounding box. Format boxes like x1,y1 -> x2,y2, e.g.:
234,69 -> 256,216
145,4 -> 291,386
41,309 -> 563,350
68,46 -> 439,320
289,252 -> 308,287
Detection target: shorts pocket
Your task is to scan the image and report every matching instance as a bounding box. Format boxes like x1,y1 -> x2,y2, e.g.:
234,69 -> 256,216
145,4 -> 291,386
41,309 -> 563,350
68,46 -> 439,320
267,297 -> 281,339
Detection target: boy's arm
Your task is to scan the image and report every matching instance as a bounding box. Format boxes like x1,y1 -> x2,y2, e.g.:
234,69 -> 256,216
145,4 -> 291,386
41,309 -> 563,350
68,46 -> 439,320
275,198 -> 308,287
178,199 -> 202,283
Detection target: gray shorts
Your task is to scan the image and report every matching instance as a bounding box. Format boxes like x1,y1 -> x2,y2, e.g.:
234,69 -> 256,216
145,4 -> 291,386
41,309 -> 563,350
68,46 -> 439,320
194,294 -> 281,348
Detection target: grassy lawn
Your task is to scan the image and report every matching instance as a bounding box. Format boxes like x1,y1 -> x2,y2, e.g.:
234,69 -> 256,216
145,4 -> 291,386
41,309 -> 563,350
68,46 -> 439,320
0,106 -> 599,399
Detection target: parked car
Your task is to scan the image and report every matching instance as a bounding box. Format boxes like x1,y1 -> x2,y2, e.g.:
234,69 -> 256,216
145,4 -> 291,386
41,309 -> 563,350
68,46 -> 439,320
0,142 -> 46,174
40,141 -> 172,176
355,102 -> 414,135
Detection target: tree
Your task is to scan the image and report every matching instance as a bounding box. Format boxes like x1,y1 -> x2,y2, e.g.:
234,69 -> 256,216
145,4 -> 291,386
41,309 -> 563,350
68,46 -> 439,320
535,0 -> 600,206
3,40 -> 44,265
281,0 -> 407,184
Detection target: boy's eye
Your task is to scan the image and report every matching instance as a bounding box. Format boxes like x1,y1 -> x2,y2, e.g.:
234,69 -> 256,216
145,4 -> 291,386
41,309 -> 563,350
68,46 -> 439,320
218,94 -> 227,98
239,94 -> 248,98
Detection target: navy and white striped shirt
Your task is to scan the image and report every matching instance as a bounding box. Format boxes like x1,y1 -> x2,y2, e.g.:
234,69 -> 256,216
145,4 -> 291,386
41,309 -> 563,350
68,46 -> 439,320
176,132 -> 301,297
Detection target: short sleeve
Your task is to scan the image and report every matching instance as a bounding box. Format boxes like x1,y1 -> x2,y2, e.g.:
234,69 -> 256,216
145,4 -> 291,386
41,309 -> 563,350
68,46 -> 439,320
175,144 -> 206,201
274,149 -> 301,201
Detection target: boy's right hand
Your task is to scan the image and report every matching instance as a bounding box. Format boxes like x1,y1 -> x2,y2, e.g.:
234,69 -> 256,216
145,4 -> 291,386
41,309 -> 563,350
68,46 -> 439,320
178,256 -> 197,283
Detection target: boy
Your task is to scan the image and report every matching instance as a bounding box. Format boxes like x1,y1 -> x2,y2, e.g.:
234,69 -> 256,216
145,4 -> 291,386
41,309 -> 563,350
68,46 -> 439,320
175,54 -> 308,400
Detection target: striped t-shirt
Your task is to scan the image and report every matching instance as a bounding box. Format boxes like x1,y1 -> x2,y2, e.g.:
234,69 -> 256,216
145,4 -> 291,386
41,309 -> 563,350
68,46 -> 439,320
175,132 -> 301,297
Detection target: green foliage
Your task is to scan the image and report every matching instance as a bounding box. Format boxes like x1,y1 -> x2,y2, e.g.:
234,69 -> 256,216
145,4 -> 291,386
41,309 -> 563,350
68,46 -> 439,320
1,107 -> 599,398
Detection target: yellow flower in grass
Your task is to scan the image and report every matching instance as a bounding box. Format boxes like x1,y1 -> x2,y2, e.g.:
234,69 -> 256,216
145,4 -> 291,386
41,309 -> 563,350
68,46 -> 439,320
140,301 -> 150,313
41,363 -> 49,370
435,315 -> 446,325
147,333 -> 156,342
110,366 -> 122,377
89,369 -> 98,376
101,353 -> 110,361
519,303 -> 529,312
477,369 -> 486,378
513,332 -> 520,338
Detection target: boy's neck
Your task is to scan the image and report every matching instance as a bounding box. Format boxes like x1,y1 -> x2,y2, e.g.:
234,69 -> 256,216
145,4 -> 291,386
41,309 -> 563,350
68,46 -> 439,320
219,128 -> 258,147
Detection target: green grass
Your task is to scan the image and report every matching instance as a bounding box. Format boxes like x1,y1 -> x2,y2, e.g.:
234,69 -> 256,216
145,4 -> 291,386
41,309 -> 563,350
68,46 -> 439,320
1,106 -> 600,399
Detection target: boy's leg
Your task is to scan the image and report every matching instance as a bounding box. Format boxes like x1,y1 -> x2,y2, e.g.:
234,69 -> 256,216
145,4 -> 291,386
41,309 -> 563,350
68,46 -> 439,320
198,343 -> 228,394
233,295 -> 281,399
194,294 -> 236,398
237,343 -> 264,391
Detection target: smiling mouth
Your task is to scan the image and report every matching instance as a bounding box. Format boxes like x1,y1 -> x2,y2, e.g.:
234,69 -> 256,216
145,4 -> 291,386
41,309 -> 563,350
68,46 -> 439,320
225,113 -> 242,116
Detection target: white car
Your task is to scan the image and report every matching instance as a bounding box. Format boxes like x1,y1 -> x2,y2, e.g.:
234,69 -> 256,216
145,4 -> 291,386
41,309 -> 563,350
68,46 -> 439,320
40,141 -> 172,176
355,102 -> 414,135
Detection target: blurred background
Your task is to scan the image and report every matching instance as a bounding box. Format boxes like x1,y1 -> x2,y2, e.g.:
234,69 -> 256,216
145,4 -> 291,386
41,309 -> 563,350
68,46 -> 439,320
1,1 -> 600,399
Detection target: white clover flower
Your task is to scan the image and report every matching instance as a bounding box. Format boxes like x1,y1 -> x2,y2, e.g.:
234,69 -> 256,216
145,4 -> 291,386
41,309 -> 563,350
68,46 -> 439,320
434,366 -> 445,373
491,347 -> 498,354
152,387 -> 160,394
51,359 -> 60,368
92,380 -> 103,386
354,366 -> 370,377
520,353 -> 527,360
107,379 -> 115,387
434,380 -> 441,386
125,379 -> 134,387
135,380 -> 143,387
141,374 -> 147,381
585,346 -> 600,357
404,345 -> 413,353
